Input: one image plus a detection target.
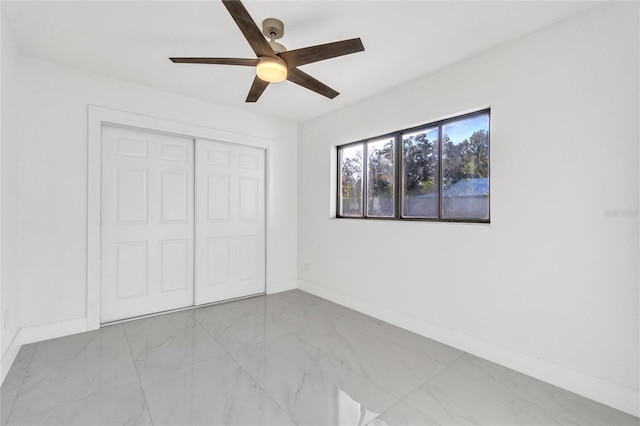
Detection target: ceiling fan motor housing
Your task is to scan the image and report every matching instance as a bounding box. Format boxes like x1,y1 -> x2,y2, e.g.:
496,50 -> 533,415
262,18 -> 284,39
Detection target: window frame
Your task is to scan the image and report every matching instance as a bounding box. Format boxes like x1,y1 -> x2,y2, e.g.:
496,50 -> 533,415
336,109 -> 490,223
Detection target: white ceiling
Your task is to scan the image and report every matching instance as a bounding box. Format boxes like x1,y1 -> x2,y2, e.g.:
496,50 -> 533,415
2,0 -> 603,123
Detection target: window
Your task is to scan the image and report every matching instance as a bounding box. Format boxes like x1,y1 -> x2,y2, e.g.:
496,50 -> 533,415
337,110 -> 490,222
367,138 -> 395,217
338,144 -> 363,217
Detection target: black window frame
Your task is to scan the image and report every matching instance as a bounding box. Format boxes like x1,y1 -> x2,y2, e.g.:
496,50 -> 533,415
336,109 -> 490,223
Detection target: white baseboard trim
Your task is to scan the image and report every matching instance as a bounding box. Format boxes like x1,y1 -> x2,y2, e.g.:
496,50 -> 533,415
19,317 -> 89,346
5,280 -> 300,368
1,282 -> 308,385
298,280 -> 639,417
1,329 -> 22,385
2,317 -> 89,385
267,279 -> 298,294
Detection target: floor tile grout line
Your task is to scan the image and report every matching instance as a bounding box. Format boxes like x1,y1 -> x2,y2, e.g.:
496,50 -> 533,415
336,312 -> 464,367
124,309 -> 230,382
364,398 -> 406,425
388,360 -> 471,422
5,330 -> 148,423
191,315 -> 230,356
113,300 -> 298,424
325,300 -> 635,423
365,353 -> 470,426
405,359 -> 581,426
288,313 -> 456,407
191,300 -> 250,352
232,295 -> 404,424
365,398 -> 443,426
192,303 -> 298,355
225,348 -> 299,425
4,378 -> 143,424
284,290 -> 355,320
122,324 -> 156,426
192,306 -> 224,351
12,292 -> 632,426
218,329 -> 298,355
394,364 -> 450,403
306,314 -> 451,379
442,361 -> 586,425
285,329 -> 403,406
452,355 -> 639,423
316,296 -> 467,365
293,295 -> 352,321
127,351 -> 237,388
252,291 -> 340,326
234,292 -> 339,344
226,329 -> 401,425
4,343 -> 38,425
294,289 -> 466,367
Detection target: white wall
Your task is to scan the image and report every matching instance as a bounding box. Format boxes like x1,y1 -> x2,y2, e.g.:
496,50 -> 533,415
14,56 -> 298,331
1,10 -> 22,380
298,2 -> 638,416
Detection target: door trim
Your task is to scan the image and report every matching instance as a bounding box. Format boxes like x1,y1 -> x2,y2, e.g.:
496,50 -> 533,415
87,105 -> 271,330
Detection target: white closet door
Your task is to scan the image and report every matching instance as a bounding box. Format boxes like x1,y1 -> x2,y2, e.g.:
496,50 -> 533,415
195,140 -> 265,304
101,125 -> 194,323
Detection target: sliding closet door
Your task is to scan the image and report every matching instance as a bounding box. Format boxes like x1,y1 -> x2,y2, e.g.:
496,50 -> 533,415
195,140 -> 266,304
101,125 -> 195,323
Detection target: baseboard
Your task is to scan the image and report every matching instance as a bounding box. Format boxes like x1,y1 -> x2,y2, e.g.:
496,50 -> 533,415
1,329 -> 21,385
298,280 -> 640,417
266,279 -> 298,294
1,317 -> 89,385
19,317 -> 88,346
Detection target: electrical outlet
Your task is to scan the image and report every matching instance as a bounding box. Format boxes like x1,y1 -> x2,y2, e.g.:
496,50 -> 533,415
3,310 -> 8,330
304,262 -> 309,271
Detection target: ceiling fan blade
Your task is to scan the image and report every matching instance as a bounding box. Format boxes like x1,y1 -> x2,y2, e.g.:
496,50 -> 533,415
170,57 -> 259,66
287,68 -> 339,99
279,38 -> 364,67
221,0 -> 276,59
246,75 -> 270,102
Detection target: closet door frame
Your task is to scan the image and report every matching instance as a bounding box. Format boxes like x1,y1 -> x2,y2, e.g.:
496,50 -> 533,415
87,106 -> 271,330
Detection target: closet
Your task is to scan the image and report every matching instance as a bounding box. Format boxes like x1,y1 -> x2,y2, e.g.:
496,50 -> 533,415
100,125 -> 265,323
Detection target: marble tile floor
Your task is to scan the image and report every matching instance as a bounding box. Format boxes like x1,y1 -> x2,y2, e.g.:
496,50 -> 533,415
1,290 -> 638,425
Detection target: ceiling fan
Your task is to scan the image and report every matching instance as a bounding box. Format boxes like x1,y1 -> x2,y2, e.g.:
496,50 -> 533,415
170,0 -> 365,102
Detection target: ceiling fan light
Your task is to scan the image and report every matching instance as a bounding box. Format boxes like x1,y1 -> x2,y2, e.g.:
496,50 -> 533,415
256,57 -> 287,83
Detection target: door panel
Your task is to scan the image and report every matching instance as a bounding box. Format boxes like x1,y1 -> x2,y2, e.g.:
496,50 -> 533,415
116,169 -> 147,223
195,140 -> 265,304
160,172 -> 188,222
101,125 -> 194,323
207,175 -> 230,222
239,178 -> 259,220
207,237 -> 230,285
237,236 -> 258,280
160,239 -> 189,292
115,242 -> 148,299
